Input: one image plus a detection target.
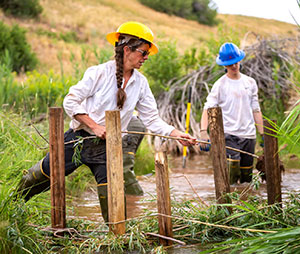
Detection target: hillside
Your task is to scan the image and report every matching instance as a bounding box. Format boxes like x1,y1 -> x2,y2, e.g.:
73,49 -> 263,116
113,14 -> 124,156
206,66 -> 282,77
0,0 -> 298,74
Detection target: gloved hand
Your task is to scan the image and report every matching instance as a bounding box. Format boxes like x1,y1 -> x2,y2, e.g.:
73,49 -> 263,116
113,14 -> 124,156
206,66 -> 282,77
199,139 -> 211,152
199,130 -> 211,152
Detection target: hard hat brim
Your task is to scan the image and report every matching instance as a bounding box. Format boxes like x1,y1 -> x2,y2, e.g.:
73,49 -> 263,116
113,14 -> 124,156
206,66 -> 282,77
216,50 -> 245,66
106,32 -> 159,56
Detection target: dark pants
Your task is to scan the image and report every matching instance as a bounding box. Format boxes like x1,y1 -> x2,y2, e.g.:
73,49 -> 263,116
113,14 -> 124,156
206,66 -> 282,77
225,134 -> 256,167
42,129 -> 107,184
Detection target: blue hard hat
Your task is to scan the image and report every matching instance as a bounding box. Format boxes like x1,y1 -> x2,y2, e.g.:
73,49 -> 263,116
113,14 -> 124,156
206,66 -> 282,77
216,42 -> 245,66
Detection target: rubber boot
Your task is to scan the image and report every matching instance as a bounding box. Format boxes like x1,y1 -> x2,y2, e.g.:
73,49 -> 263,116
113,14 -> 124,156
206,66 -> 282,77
17,160 -> 50,202
97,184 -> 127,224
240,166 -> 253,183
123,153 -> 144,196
227,159 -> 240,185
97,184 -> 109,223
122,116 -> 145,196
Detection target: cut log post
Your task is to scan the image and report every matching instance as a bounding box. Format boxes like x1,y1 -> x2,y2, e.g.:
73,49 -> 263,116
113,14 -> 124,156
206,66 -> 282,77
49,107 -> 66,229
155,151 -> 173,246
263,119 -> 282,205
207,107 -> 231,204
105,110 -> 125,234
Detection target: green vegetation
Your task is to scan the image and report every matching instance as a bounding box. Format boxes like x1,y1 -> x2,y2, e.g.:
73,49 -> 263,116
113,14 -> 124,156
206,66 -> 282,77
0,3 -> 299,252
36,28 -> 86,43
134,138 -> 155,175
139,0 -> 218,26
142,41 -> 183,97
0,22 -> 38,73
0,0 -> 43,18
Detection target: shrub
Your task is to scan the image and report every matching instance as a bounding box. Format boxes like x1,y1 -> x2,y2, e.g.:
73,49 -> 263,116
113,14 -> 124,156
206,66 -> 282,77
142,41 -> 182,97
139,0 -> 218,26
0,22 -> 38,73
0,0 -> 43,19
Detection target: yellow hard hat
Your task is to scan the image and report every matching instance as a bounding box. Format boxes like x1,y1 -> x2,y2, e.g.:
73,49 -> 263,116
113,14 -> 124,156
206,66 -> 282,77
106,21 -> 159,55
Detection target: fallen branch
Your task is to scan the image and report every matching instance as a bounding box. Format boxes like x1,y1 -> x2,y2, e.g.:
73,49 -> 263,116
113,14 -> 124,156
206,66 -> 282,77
145,232 -> 186,245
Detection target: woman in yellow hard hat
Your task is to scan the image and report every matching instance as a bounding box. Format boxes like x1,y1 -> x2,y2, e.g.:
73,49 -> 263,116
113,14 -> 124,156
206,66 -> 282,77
17,21 -> 196,223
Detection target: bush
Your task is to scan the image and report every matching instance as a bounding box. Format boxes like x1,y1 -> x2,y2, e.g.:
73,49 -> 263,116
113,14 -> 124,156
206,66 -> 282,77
0,22 -> 37,73
0,0 -> 43,19
139,0 -> 218,26
142,41 -> 182,97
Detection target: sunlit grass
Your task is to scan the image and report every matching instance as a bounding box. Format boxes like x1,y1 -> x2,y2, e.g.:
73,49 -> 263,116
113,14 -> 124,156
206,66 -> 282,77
0,0 -> 297,75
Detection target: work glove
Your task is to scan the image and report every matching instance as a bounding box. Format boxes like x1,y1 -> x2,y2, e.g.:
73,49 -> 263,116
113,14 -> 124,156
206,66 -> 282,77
199,130 -> 211,152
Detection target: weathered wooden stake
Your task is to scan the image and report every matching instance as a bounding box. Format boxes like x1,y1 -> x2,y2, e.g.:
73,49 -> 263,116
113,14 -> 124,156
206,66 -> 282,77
207,107 -> 231,204
105,110 -> 125,234
155,151 -> 173,246
263,119 -> 282,205
49,107 -> 66,229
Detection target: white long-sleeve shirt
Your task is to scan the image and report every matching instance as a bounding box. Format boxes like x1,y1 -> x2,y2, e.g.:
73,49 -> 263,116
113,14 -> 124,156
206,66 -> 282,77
63,60 -> 175,136
204,74 -> 261,139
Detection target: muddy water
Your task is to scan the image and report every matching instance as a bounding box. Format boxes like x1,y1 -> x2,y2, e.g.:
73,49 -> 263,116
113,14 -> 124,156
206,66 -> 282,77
68,154 -> 300,223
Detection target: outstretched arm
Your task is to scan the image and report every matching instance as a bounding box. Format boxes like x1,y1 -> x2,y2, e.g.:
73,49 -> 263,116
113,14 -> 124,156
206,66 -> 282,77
253,111 -> 264,135
199,109 -> 210,150
169,129 -> 196,146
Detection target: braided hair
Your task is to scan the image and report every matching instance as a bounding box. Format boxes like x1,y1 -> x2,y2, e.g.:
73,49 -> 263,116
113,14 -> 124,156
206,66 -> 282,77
115,35 -> 150,109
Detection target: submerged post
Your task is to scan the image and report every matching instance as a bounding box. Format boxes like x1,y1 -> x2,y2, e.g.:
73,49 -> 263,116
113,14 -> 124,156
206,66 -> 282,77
155,151 -> 173,246
263,119 -> 282,205
105,110 -> 125,234
49,107 -> 66,229
207,107 -> 231,204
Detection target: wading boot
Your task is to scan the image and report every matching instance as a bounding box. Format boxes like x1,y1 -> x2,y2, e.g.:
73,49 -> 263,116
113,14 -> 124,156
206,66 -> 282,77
227,159 -> 240,185
122,116 -> 145,196
123,153 -> 144,196
97,184 -> 109,223
97,184 -> 127,224
17,159 -> 50,202
240,166 -> 253,183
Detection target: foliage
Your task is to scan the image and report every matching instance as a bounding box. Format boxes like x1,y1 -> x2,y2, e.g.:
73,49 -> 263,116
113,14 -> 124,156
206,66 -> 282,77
267,98 -> 300,157
1,109 -> 300,253
206,24 -> 242,56
36,28 -> 87,44
142,41 -> 182,97
0,186 -> 48,253
0,22 -> 38,73
134,138 -> 155,175
0,66 -> 74,118
0,0 -> 43,19
139,0 -> 218,26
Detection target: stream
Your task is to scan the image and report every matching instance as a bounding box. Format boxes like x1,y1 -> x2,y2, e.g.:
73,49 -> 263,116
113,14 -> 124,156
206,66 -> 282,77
68,154 -> 300,252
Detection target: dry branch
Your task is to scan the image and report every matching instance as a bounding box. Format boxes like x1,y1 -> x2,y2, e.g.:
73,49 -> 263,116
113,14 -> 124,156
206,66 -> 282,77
156,36 -> 300,154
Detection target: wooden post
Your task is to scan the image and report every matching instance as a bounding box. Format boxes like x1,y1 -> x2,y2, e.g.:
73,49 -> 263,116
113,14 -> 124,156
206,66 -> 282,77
105,110 -> 125,234
155,151 -> 173,246
49,107 -> 66,229
207,107 -> 231,204
263,119 -> 282,205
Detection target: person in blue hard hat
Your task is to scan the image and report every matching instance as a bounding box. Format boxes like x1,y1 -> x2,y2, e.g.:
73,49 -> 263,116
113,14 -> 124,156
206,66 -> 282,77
199,42 -> 264,185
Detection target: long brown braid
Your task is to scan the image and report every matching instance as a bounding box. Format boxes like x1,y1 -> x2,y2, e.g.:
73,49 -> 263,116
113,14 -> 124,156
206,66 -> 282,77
114,35 -> 150,109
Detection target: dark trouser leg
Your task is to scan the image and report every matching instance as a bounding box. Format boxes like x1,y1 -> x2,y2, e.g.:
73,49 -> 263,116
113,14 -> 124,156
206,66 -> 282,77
225,135 -> 241,184
82,138 -> 111,223
18,129 -> 84,202
225,135 -> 256,184
240,139 -> 256,183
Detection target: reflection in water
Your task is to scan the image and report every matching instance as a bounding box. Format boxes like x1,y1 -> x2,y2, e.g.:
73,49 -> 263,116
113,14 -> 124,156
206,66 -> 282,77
68,154 -> 300,223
